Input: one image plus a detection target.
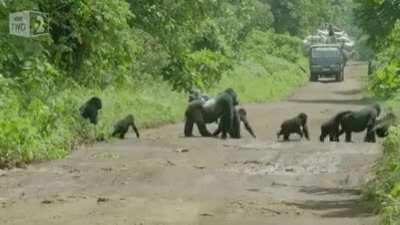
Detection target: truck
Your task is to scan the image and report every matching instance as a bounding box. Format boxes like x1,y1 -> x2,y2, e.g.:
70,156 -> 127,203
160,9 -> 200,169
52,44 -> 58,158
308,44 -> 346,82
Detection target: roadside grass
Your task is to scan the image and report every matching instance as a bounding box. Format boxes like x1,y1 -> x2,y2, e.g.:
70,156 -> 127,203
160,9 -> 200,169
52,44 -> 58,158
363,95 -> 400,225
212,56 -> 308,103
363,125 -> 400,225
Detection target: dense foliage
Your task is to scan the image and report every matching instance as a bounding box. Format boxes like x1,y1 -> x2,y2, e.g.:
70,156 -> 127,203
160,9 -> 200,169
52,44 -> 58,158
354,1 -> 400,224
354,0 -> 400,98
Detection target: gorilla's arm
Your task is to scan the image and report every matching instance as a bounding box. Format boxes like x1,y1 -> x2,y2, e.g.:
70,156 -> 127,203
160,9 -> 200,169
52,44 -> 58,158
302,124 -> 310,140
239,114 -> 256,138
132,123 -> 140,138
364,113 -> 377,142
184,101 -> 213,137
212,125 -> 221,137
193,110 -> 213,137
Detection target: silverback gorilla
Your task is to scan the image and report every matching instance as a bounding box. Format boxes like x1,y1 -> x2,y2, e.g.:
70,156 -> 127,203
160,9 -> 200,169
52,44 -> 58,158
337,103 -> 381,143
277,113 -> 310,141
320,111 -> 352,142
80,97 -> 102,124
184,88 -> 238,139
369,112 -> 397,138
112,114 -> 140,139
213,108 -> 256,138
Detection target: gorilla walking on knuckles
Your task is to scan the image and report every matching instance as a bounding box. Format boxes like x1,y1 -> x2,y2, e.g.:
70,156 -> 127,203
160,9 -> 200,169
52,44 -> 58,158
184,88 -> 238,139
337,103 -> 381,143
112,114 -> 140,139
213,107 -> 256,138
277,113 -> 310,141
187,89 -> 255,138
80,96 -> 102,124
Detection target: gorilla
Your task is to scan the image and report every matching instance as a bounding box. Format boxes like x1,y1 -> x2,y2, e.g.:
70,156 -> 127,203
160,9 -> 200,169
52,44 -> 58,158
112,114 -> 140,139
277,113 -> 310,141
213,108 -> 256,139
184,88 -> 238,139
80,96 -> 102,124
337,103 -> 381,143
369,112 -> 397,138
320,110 -> 352,142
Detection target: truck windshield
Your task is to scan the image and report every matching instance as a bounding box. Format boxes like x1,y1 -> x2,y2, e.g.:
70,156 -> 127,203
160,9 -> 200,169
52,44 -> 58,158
311,48 -> 340,58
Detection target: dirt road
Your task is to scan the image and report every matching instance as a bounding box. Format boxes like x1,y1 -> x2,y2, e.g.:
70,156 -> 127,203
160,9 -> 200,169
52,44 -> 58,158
0,62 -> 379,225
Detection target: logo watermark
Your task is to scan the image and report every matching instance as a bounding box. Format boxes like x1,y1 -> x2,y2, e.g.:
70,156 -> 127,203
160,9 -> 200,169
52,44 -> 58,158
9,11 -> 49,37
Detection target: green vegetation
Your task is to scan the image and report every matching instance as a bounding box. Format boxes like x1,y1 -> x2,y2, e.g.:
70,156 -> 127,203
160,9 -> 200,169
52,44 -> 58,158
354,1 -> 400,224
0,0 -> 344,167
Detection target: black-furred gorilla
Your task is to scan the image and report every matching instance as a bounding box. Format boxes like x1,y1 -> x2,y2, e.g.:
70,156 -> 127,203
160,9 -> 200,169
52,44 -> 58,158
184,88 -> 238,139
320,111 -> 352,142
337,103 -> 381,143
213,108 -> 256,138
112,114 -> 140,139
80,97 -> 102,124
369,112 -> 397,138
277,113 -> 310,141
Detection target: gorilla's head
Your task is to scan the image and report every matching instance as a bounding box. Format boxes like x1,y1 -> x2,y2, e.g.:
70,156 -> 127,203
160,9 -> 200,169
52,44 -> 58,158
298,113 -> 308,125
238,108 -> 247,116
372,103 -> 381,117
224,88 -> 238,106
88,96 -> 102,110
188,88 -> 203,102
125,114 -> 135,124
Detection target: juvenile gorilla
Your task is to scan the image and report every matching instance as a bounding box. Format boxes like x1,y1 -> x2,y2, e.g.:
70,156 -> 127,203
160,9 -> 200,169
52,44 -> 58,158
184,88 -> 238,139
320,111 -> 352,142
337,103 -> 381,143
80,97 -> 102,124
369,112 -> 397,138
213,108 -> 256,139
112,114 -> 140,139
277,113 -> 310,141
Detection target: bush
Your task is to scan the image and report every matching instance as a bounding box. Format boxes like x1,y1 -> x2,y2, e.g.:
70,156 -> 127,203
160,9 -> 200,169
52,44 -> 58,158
212,56 -> 307,102
363,96 -> 400,225
368,22 -> 400,98
364,125 -> 400,225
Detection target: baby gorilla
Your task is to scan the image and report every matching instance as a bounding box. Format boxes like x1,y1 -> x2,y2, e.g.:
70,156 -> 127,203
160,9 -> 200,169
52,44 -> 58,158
213,108 -> 256,138
80,96 -> 102,124
112,114 -> 140,139
277,113 -> 310,141
320,111 -> 352,142
369,112 -> 397,138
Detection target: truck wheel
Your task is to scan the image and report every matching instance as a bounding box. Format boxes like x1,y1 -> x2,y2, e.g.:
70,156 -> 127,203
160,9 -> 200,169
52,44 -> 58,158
310,73 -> 318,82
340,71 -> 344,81
335,72 -> 341,82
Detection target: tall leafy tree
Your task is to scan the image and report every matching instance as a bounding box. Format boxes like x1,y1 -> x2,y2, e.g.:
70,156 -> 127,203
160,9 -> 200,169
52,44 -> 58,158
354,0 -> 400,50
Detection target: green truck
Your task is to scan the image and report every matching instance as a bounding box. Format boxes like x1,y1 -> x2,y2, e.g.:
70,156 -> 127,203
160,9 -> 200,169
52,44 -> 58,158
308,44 -> 346,82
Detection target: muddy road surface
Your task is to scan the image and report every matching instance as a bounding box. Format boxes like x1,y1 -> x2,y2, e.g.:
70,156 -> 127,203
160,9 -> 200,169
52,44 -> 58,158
0,62 -> 379,225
